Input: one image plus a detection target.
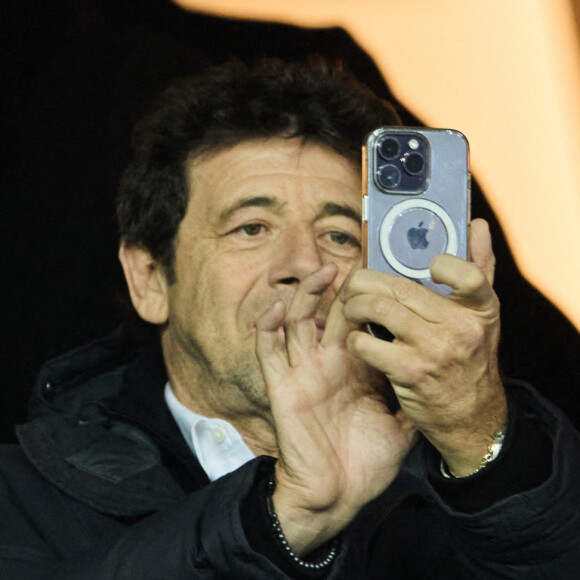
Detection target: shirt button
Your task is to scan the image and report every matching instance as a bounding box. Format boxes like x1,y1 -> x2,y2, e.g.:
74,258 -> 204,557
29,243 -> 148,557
212,427 -> 226,444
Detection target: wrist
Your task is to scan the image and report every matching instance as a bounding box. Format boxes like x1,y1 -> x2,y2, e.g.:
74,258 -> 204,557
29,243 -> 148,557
267,478 -> 340,568
271,488 -> 341,557
432,386 -> 508,477
271,466 -> 348,557
440,419 -> 507,478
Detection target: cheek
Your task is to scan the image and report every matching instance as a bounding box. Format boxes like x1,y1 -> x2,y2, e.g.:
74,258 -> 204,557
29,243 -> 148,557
187,259 -> 267,327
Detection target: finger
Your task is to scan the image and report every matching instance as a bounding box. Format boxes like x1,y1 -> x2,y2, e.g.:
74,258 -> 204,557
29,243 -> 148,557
320,260 -> 363,347
284,263 -> 338,365
256,298 -> 287,334
430,218 -> 496,309
343,293 -> 425,345
342,268 -> 445,324
255,300 -> 290,380
347,330 -> 437,395
346,329 -> 418,382
468,218 -> 495,286
320,298 -> 358,348
429,253 -> 496,311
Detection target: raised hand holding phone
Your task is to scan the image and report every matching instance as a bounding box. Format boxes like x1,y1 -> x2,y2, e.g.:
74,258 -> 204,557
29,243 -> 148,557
354,128 -> 506,476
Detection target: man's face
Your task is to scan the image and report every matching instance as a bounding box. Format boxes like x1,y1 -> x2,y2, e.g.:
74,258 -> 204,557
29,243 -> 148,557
162,138 -> 362,415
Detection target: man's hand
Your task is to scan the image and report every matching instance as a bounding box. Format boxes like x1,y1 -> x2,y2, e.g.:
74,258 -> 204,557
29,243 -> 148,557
255,264 -> 416,556
341,218 -> 507,476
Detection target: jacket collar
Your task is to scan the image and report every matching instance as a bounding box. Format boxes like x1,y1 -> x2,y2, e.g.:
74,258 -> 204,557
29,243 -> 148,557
17,329 -> 209,517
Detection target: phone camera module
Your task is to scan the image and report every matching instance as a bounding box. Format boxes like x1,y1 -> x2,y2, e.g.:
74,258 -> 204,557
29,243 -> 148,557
377,164 -> 401,189
373,131 -> 429,194
378,137 -> 400,160
402,152 -> 425,176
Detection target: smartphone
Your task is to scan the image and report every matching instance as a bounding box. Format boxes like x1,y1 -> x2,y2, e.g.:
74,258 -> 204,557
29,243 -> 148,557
362,127 -> 470,295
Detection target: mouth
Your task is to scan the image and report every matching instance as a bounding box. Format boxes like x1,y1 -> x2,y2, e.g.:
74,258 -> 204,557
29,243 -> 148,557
315,318 -> 326,333
314,318 -> 327,341
248,298 -> 330,337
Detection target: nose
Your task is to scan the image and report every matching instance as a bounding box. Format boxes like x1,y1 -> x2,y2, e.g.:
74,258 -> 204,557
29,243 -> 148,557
269,227 -> 324,287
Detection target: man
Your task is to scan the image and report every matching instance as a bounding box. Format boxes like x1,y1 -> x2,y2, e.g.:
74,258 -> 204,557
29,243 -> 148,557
1,58 -> 578,578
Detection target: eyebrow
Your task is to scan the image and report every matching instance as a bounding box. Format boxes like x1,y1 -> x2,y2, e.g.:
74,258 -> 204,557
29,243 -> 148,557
318,202 -> 361,224
218,196 -> 286,225
217,197 -> 361,226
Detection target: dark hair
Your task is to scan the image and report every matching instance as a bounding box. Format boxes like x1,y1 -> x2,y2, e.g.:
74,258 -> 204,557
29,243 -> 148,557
116,57 -> 400,282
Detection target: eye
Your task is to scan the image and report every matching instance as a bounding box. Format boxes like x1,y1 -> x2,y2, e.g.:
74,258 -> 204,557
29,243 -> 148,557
237,223 -> 267,237
326,231 -> 359,247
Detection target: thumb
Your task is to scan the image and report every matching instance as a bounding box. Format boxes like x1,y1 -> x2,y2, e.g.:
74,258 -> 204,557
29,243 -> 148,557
468,218 -> 495,286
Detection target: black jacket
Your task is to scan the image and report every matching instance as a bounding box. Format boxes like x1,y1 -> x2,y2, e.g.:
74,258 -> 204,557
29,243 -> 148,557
1,330 -> 579,579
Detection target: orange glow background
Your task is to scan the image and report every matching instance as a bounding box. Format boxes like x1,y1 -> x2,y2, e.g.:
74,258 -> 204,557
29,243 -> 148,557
175,0 -> 580,330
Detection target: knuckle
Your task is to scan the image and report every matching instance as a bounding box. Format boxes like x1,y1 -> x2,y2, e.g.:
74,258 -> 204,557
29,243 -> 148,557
348,268 -> 366,287
422,318 -> 484,366
457,316 -> 485,345
425,337 -> 449,365
283,310 -> 311,331
405,363 -> 427,387
462,264 -> 487,293
283,310 -> 300,326
488,292 -> 501,316
347,330 -> 366,353
421,342 -> 455,378
390,277 -> 419,303
442,318 -> 484,358
369,295 -> 395,321
341,268 -> 366,298
398,358 -> 436,391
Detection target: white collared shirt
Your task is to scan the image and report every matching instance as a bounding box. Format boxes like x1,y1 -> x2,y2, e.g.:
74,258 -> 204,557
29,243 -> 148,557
164,383 -> 255,481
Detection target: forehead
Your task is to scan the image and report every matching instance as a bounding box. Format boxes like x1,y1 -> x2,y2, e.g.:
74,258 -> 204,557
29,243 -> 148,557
185,138 -> 361,213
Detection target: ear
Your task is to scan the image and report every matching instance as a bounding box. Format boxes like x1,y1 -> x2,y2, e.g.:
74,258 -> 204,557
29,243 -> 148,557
118,242 -> 169,325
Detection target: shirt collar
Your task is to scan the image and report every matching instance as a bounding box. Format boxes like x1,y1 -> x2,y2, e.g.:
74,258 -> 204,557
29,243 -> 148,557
164,383 -> 255,481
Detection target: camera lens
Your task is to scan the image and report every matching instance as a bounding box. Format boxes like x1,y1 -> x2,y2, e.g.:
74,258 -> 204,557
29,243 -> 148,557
377,164 -> 401,189
378,137 -> 399,160
402,152 -> 424,175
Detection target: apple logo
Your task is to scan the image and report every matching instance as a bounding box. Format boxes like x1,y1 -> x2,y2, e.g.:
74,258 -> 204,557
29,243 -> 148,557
407,221 -> 429,250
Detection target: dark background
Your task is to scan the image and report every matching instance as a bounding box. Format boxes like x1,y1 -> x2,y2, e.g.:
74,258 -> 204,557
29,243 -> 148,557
2,0 -> 579,443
